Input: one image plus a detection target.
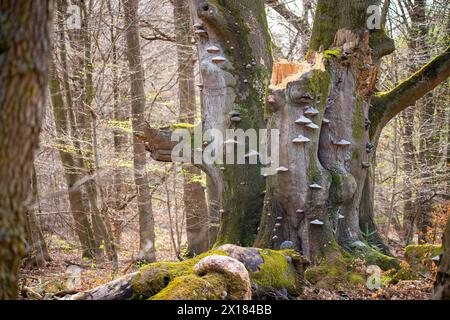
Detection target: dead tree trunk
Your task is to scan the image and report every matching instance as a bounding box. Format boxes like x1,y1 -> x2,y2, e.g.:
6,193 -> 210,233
0,0 -> 52,299
123,0 -> 156,262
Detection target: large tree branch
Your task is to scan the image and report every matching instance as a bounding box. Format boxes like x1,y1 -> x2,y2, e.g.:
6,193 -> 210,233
371,45 -> 450,135
135,123 -> 215,176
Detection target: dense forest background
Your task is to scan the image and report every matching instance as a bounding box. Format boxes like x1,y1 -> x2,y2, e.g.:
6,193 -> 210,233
1,0 -> 448,300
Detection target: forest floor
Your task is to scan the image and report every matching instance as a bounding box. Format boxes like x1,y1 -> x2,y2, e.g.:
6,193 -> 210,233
18,234 -> 435,300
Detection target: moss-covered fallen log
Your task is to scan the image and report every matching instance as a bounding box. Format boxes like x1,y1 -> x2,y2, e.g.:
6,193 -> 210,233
66,245 -> 308,300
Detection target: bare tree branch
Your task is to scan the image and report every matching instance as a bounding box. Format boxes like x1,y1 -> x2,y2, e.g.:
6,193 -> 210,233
266,0 -> 308,32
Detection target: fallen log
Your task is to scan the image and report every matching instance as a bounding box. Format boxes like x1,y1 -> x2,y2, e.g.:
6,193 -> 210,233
65,244 -> 308,300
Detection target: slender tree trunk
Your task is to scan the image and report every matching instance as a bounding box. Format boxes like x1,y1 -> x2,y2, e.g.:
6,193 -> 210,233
400,108 -> 417,244
0,0 -> 52,299
50,59 -> 96,259
173,0 -> 209,256
123,0 -> 156,262
108,0 -> 128,244
24,165 -> 51,268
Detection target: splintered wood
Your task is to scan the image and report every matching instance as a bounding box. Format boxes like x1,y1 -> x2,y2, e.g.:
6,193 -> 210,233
270,53 -> 325,89
270,59 -> 303,87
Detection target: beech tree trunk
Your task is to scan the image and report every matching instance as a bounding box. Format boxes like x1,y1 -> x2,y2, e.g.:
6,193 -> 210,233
173,0 -> 210,255
123,0 -> 156,262
0,0 -> 52,299
188,0 -> 273,246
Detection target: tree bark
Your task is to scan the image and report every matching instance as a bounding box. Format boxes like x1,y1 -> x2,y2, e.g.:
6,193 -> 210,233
0,0 -> 52,299
432,213 -> 450,299
123,0 -> 156,262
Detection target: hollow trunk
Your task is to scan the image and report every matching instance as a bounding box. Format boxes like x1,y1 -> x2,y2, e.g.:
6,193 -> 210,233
0,0 -> 52,299
173,0 -> 210,255
256,0 -> 395,259
123,0 -> 156,262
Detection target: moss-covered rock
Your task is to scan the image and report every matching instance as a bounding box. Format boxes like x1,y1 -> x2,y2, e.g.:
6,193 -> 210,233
304,252 -> 365,290
404,244 -> 442,273
132,245 -> 308,300
151,255 -> 252,300
131,250 -> 229,299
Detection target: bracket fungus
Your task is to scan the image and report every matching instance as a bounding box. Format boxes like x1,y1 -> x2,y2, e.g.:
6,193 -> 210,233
296,209 -> 304,214
295,115 -> 312,125
361,162 -> 371,169
193,22 -> 203,29
292,135 -> 310,144
206,46 -> 220,53
309,183 -> 323,190
229,110 -> 240,117
194,29 -> 208,36
304,106 -> 319,116
276,166 -> 289,173
305,122 -> 320,130
310,219 -> 324,225
322,118 -> 330,124
230,116 -> 242,123
298,93 -> 314,104
334,139 -> 351,146
212,56 -> 226,64
338,214 -> 345,219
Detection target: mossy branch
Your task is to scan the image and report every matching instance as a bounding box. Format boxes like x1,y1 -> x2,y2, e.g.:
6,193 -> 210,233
371,45 -> 450,134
